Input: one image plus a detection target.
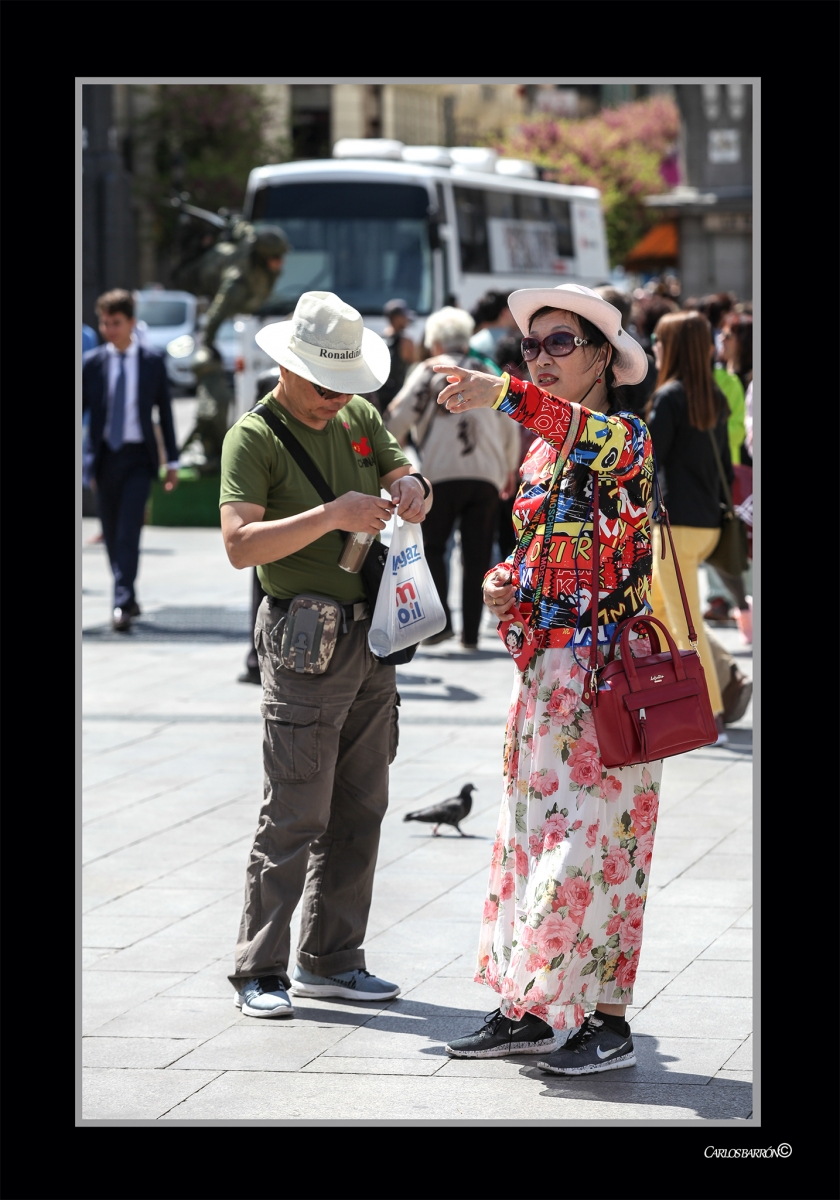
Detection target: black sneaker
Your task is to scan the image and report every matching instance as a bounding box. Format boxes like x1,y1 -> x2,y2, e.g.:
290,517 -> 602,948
445,1009 -> 556,1058
538,1014 -> 635,1075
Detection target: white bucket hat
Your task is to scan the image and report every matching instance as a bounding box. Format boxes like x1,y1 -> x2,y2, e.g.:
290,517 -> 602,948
507,283 -> 648,386
255,291 -> 391,394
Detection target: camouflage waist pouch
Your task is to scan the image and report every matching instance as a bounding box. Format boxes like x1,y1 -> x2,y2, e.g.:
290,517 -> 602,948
278,594 -> 342,675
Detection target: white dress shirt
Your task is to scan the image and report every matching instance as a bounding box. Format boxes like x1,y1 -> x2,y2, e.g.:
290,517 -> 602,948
104,334 -> 178,468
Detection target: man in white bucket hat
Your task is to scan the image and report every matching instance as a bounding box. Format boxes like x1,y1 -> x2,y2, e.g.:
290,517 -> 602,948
220,291 -> 432,1017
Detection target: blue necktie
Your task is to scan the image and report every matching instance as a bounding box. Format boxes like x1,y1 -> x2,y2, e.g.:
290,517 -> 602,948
108,353 -> 127,451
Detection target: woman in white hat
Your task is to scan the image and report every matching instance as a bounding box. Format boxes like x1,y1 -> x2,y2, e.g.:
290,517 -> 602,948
437,285 -> 662,1076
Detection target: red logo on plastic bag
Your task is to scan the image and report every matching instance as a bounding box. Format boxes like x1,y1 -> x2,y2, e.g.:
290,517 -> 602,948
395,577 -> 424,626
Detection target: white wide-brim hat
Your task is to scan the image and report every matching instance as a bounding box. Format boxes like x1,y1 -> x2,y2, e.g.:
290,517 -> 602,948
507,283 -> 648,386
255,291 -> 391,394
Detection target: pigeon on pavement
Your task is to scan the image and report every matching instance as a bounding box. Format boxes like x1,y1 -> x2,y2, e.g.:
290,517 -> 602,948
403,784 -> 476,837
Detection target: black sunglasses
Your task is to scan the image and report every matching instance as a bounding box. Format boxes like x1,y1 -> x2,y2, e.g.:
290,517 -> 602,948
520,332 -> 589,361
310,380 -> 349,401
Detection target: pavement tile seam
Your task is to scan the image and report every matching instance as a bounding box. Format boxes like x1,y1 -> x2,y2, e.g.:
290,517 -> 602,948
658,758 -> 738,809
82,771 -> 222,828
154,1071 -> 227,1119
82,745 -> 207,794
83,725 -> 179,760
83,793 -> 256,869
86,886 -> 242,919
361,866 -> 491,943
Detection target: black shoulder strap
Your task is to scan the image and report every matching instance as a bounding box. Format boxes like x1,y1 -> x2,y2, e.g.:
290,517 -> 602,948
254,403 -> 336,505
707,428 -> 735,515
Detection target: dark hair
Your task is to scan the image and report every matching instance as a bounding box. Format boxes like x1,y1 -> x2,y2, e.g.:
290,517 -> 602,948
494,333 -> 525,374
723,313 -> 753,386
634,294 -> 679,342
528,305 -> 621,497
96,289 -> 134,319
471,290 -> 510,327
654,311 -> 720,430
695,292 -> 734,331
594,286 -> 632,327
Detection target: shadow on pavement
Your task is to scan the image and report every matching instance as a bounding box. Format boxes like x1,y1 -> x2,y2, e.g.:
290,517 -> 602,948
416,648 -> 512,661
518,1036 -> 752,1117
397,686 -> 481,703
82,605 -> 250,642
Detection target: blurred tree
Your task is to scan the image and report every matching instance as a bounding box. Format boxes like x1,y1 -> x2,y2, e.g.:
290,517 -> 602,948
137,84 -> 290,267
492,96 -> 680,266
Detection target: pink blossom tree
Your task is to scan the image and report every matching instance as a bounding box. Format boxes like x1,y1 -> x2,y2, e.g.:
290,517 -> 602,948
492,96 -> 680,266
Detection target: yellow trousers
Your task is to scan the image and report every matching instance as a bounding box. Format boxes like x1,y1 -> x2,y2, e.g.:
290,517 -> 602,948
648,525 -> 724,716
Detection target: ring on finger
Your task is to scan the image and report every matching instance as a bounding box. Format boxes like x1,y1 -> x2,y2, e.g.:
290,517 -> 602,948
457,392 -> 465,405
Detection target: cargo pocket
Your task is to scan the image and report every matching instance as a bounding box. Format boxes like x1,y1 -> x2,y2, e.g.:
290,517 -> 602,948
261,700 -> 320,781
388,692 -> 401,765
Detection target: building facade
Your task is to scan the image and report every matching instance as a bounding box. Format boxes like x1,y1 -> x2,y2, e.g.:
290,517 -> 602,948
645,83 -> 753,300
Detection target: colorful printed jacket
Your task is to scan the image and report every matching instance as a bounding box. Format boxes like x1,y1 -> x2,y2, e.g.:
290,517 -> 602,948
493,375 -> 655,648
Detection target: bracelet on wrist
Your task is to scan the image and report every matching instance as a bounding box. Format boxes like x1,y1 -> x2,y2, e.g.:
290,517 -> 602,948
408,472 -> 431,499
492,373 -> 511,409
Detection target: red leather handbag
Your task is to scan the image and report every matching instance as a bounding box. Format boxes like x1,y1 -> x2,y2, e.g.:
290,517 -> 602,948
580,478 -> 718,768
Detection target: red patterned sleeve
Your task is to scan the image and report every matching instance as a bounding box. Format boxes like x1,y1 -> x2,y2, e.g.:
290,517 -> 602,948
495,376 -> 644,479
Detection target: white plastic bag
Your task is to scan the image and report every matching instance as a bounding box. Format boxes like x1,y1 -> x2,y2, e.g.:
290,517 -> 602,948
368,517 -> 447,657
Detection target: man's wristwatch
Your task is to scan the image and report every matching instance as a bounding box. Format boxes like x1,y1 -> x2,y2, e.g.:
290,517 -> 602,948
408,472 -> 431,499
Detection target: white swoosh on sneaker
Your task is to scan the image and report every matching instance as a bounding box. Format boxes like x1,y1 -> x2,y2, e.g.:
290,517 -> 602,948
597,1041 -> 629,1059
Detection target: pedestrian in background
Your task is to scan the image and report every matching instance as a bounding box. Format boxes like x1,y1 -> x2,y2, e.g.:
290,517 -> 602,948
82,290 -> 179,631
646,310 -> 748,740
596,286 -> 657,420
468,290 -> 518,374
372,298 -> 418,413
631,293 -> 679,354
697,306 -> 752,632
385,306 -> 521,649
82,322 -> 101,537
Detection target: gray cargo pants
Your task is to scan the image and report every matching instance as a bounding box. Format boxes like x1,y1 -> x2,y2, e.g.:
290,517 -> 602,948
229,595 -> 398,992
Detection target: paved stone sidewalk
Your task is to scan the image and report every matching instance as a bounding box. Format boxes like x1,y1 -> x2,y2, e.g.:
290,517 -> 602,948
80,519 -> 754,1122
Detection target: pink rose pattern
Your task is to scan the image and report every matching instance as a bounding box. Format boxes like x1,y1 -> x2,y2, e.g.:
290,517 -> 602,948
478,646 -> 663,1027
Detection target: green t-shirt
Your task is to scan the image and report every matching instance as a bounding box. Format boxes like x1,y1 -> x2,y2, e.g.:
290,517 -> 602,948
714,366 -> 745,466
220,393 -> 410,602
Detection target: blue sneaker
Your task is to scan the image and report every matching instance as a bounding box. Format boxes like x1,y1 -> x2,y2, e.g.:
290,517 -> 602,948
291,964 -> 400,1001
235,975 -> 294,1018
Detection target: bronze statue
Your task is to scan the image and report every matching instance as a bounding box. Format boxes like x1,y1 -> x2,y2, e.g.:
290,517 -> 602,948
169,198 -> 288,471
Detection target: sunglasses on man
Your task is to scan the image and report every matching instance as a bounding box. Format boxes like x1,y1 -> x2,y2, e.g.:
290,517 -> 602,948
520,332 -> 590,362
310,380 -> 349,401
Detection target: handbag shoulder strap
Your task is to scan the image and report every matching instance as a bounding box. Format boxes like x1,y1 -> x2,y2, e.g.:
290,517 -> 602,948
707,427 -> 735,515
254,402 -> 337,506
588,470 -> 698,693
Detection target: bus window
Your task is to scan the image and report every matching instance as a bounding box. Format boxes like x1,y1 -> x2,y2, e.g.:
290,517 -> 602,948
546,198 -> 574,258
251,181 -> 434,315
485,191 -> 516,220
453,187 -> 490,274
455,186 -> 576,274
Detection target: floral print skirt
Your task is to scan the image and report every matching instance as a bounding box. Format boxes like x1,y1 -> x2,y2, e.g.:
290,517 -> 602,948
476,643 -> 664,1032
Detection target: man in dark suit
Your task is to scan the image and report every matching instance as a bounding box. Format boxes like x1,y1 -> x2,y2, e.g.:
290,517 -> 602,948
83,289 -> 180,631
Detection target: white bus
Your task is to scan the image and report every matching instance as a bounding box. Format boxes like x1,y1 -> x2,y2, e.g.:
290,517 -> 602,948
234,140 -> 609,416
